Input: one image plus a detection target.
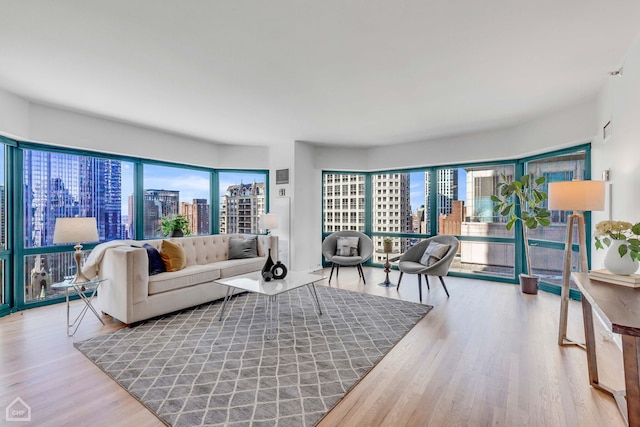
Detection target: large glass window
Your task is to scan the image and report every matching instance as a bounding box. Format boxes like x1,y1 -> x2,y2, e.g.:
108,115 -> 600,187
322,173 -> 365,233
24,150 -> 134,246
322,145 -> 590,291
0,145 -> 4,307
437,165 -> 515,238
219,171 -> 267,234
143,164 -> 211,238
525,150 -> 588,288
22,149 -> 134,303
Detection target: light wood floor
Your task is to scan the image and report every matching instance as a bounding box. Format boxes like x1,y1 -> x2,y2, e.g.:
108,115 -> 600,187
0,268 -> 627,427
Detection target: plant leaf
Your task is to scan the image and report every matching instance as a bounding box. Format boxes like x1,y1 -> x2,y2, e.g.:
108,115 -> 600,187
535,176 -> 546,185
619,244 -> 629,257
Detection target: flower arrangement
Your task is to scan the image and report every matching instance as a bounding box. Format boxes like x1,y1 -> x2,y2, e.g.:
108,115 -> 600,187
595,220 -> 640,261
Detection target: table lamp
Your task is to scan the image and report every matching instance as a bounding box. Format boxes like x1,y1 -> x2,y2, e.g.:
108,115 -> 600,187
53,217 -> 99,284
259,213 -> 278,234
548,180 -> 605,348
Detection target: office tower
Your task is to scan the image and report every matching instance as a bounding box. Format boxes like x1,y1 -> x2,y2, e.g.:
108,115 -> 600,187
23,151 -> 125,247
143,189 -> 180,237
372,173 -> 411,262
220,182 -> 265,234
322,174 -> 366,233
180,198 -> 210,235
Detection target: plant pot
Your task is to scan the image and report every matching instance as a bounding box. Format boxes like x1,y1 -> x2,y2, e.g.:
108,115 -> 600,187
383,241 -> 393,253
519,274 -> 539,295
169,230 -> 184,238
604,238 -> 640,275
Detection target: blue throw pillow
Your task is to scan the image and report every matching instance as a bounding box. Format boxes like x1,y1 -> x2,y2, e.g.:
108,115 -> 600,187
143,243 -> 166,275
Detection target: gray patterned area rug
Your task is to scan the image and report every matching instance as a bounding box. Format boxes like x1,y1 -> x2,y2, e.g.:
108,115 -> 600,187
75,285 -> 432,426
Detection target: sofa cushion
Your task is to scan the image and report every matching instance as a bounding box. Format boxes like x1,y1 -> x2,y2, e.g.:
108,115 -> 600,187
229,236 -> 258,259
161,239 -> 187,272
142,243 -> 166,276
148,264 -> 221,295
215,257 -> 267,278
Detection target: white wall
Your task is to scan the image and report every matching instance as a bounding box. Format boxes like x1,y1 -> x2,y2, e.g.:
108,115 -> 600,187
291,141 -> 323,272
591,35 -> 640,270
314,98 -> 598,172
0,102 -> 269,169
268,141 -> 295,266
0,88 -> 30,139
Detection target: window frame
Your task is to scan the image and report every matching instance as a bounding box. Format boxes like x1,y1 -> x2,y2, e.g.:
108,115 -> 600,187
1,138 -> 270,313
321,143 -> 592,297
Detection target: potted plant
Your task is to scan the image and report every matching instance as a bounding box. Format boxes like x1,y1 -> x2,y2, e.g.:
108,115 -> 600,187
383,237 -> 394,253
491,173 -> 551,294
159,214 -> 192,237
595,220 -> 640,274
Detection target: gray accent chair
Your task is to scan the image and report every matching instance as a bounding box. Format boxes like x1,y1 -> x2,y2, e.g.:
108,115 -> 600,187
322,231 -> 374,284
397,235 -> 459,301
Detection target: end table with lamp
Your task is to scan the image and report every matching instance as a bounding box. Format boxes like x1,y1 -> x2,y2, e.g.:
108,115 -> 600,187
52,216 -> 102,336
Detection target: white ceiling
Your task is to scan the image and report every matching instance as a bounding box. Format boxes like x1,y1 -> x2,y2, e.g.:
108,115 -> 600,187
0,1 -> 639,147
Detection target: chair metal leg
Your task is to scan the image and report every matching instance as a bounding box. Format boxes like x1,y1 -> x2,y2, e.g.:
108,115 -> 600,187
439,276 -> 450,297
358,264 -> 366,284
424,274 -> 430,290
336,264 -> 339,279
329,263 -> 336,283
397,272 -> 403,289
418,274 -> 423,302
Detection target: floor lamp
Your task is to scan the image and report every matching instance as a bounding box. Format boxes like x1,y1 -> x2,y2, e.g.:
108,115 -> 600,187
548,180 -> 605,348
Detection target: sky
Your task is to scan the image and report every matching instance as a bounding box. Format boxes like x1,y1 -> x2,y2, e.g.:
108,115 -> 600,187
121,164 -> 266,212
409,170 -> 467,213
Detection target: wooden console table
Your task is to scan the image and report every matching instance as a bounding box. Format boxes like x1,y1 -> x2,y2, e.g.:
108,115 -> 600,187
573,272 -> 640,426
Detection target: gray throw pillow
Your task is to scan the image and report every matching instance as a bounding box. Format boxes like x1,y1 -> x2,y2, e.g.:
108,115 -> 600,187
419,241 -> 450,266
229,236 -> 258,259
336,236 -> 359,256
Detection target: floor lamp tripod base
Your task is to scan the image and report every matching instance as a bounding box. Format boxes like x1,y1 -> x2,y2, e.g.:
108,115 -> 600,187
557,212 -> 587,350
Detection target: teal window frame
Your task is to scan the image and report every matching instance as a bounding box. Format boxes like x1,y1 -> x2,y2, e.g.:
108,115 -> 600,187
0,136 -> 269,315
321,143 -> 592,299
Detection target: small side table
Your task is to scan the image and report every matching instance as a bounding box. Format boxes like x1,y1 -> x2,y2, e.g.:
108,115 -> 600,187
378,251 -> 396,287
51,278 -> 107,336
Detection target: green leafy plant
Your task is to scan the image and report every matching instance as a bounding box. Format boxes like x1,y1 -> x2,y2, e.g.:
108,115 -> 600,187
159,214 -> 192,237
491,173 -> 551,276
595,220 -> 640,261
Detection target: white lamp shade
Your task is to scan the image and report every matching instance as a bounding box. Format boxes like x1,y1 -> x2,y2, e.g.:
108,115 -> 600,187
259,213 -> 278,230
53,217 -> 99,244
547,180 -> 605,211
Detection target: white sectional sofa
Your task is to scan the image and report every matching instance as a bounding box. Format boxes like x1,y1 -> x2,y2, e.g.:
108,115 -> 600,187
87,234 -> 277,325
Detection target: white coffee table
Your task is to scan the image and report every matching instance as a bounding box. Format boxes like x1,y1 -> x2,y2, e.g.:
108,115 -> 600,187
215,271 -> 325,339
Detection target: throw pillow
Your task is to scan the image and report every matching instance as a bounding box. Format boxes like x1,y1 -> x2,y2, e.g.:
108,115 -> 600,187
228,236 -> 258,259
336,236 -> 359,256
143,243 -> 166,276
419,241 -> 451,266
160,239 -> 187,272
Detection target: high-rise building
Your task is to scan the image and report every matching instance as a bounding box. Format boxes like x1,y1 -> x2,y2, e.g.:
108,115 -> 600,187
180,198 -> 210,235
0,185 -> 5,246
322,174 -> 365,233
23,151 -> 125,247
220,182 -> 265,234
322,173 -> 411,263
424,169 -> 459,233
372,173 -> 411,262
143,189 -> 180,238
